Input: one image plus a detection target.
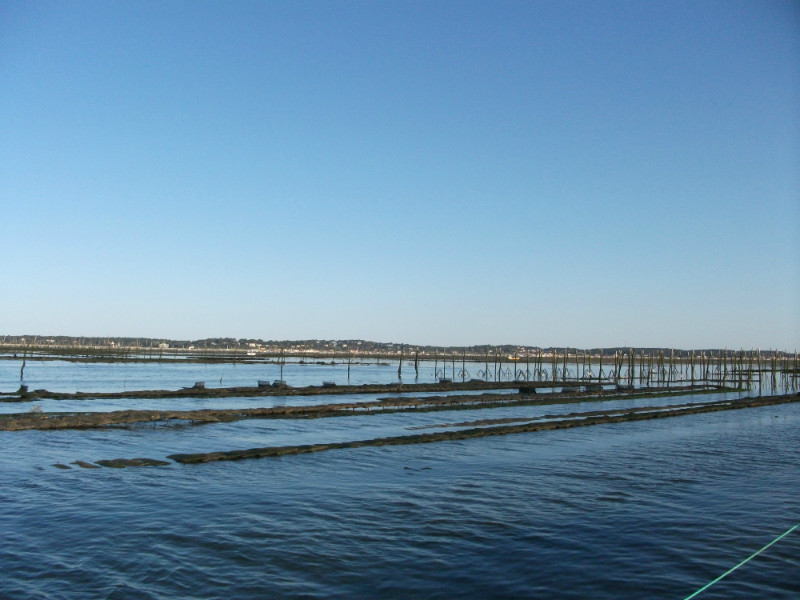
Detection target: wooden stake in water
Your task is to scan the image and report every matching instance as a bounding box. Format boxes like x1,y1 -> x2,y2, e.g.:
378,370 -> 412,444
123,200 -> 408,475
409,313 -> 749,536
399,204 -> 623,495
629,348 -> 634,385
757,348 -> 762,396
598,350 -> 603,385
638,350 -> 644,384
525,351 -> 530,381
723,348 -> 728,384
587,349 -> 592,382
398,347 -> 403,380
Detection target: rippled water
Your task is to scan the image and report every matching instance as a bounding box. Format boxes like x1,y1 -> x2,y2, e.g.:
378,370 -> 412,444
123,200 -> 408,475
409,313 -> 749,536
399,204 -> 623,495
1,362 -> 798,599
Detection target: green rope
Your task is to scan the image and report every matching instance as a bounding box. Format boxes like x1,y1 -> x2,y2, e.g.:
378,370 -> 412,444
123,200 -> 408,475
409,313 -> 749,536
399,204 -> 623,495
684,523 -> 798,599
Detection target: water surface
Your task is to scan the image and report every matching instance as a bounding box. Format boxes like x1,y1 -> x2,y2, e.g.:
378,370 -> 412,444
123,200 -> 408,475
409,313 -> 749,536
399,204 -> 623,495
1,362 -> 798,598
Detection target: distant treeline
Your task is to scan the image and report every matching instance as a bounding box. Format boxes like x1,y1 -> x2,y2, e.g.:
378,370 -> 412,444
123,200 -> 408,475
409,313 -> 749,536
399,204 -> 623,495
0,335 -> 793,358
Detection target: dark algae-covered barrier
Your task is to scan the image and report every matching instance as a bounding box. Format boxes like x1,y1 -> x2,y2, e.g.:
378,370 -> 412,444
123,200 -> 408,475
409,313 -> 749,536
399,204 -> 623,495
0,384 -> 727,431
166,393 -> 799,464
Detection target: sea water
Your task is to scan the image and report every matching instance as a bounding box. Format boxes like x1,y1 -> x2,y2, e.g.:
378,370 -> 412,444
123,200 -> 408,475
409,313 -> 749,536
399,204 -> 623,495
1,361 -> 798,599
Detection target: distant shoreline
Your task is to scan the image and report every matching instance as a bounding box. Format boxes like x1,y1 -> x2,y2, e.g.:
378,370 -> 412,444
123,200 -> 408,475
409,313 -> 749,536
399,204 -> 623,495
2,336 -> 795,359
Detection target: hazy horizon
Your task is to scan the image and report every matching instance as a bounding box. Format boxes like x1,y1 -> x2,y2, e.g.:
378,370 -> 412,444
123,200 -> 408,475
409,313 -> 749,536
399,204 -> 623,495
2,333 -> 796,353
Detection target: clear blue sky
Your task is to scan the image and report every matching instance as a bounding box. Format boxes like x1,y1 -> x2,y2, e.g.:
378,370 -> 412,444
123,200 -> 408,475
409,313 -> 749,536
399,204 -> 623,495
1,0 -> 798,349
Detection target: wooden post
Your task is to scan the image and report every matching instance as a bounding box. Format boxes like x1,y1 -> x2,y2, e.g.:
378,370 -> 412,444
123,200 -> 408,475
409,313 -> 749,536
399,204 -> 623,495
757,348 -> 762,396
525,350 -> 530,381
598,349 -> 603,385
629,348 -> 634,385
723,349 -> 728,384
398,347 -> 403,380
538,349 -> 543,381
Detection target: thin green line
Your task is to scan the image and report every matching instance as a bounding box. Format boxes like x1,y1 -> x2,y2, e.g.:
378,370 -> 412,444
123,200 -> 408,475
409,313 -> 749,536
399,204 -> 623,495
684,523 -> 798,599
